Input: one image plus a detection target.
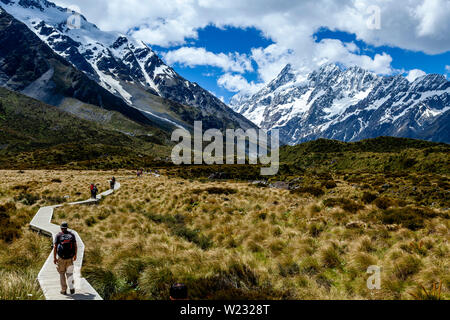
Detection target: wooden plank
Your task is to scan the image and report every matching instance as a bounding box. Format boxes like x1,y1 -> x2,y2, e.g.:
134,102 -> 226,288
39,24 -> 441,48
29,182 -> 121,300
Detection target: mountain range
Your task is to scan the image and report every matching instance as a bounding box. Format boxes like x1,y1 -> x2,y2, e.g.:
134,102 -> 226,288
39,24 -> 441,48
0,0 -> 448,151
0,0 -> 256,133
231,64 -> 450,144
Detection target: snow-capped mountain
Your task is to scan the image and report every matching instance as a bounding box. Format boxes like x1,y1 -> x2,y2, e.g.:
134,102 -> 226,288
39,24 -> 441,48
0,0 -> 256,131
231,64 -> 450,144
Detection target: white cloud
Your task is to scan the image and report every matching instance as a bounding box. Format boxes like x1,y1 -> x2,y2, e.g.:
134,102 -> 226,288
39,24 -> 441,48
163,47 -> 253,73
52,0 -> 450,54
217,73 -> 263,94
406,69 -> 427,82
51,0 -> 450,91
313,39 -> 393,75
446,65 -> 450,72
414,0 -> 450,38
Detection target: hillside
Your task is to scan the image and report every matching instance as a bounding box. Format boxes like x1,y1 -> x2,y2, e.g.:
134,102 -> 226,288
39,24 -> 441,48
0,87 -> 170,169
278,137 -> 450,175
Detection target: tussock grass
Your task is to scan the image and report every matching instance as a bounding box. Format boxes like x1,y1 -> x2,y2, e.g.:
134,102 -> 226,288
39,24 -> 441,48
0,169 -> 449,300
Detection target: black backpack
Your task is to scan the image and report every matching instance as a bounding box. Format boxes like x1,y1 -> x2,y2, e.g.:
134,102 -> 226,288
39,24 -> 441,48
57,232 -> 75,259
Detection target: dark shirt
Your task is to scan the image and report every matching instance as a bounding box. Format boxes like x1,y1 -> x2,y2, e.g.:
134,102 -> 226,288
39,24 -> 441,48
54,231 -> 77,259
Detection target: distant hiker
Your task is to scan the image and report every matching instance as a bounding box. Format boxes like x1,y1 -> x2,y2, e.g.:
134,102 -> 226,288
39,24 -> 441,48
90,183 -> 95,199
170,283 -> 188,300
92,184 -> 98,199
53,222 -> 77,295
110,177 -> 116,190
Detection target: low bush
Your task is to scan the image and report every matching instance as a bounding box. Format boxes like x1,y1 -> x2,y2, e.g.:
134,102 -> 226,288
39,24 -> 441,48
380,207 -> 437,231
144,212 -> 212,249
193,187 -> 237,195
320,246 -> 342,269
0,203 -> 21,242
14,193 -> 39,206
185,263 -> 281,300
374,197 -> 395,210
291,186 -> 325,197
322,180 -> 337,189
362,192 -> 378,204
393,255 -> 422,280
85,216 -> 97,227
323,198 -> 363,213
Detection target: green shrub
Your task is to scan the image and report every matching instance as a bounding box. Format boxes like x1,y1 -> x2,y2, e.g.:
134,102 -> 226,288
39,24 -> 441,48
138,267 -> 175,300
0,203 -> 21,242
308,222 -> 325,237
145,212 -> 212,249
43,196 -> 67,205
278,262 -> 300,277
291,186 -> 325,197
300,257 -> 321,275
185,263 -> 281,300
119,258 -> 147,288
173,225 -> 213,250
322,180 -> 337,189
380,207 -> 437,231
320,247 -> 342,269
393,255 -> 422,280
14,193 -> 40,206
83,267 -> 124,300
193,187 -> 237,195
85,216 -> 97,227
323,198 -> 363,213
362,192 -> 378,204
374,197 -> 395,210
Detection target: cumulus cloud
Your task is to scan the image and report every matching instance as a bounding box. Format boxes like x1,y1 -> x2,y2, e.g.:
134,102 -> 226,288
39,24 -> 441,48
52,0 -> 450,54
51,0 -> 450,91
217,73 -> 263,94
406,69 -> 427,82
163,47 -> 253,73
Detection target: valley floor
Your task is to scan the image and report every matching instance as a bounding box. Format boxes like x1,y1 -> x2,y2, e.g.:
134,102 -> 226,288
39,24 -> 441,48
0,169 -> 448,300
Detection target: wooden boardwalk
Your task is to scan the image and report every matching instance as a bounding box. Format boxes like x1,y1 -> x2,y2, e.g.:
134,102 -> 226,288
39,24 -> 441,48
29,182 -> 121,300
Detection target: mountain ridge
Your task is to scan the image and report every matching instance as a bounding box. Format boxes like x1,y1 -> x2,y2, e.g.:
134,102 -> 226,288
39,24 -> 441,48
0,0 -> 257,131
231,63 -> 450,144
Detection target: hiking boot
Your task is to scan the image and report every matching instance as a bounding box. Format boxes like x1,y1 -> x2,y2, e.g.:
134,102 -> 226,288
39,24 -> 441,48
60,290 -> 66,295
70,289 -> 75,295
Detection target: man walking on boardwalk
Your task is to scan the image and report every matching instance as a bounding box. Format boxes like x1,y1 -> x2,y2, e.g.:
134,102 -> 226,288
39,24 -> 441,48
53,222 -> 77,295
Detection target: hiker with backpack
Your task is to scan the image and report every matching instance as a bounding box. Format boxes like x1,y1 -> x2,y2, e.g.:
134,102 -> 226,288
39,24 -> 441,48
53,222 -> 77,295
110,177 -> 116,190
92,184 -> 98,199
90,183 -> 95,199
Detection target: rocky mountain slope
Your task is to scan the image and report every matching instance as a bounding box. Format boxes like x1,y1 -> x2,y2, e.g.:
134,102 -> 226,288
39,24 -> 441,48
0,0 -> 256,131
232,64 -> 450,144
0,6 -> 175,134
0,87 -> 170,169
